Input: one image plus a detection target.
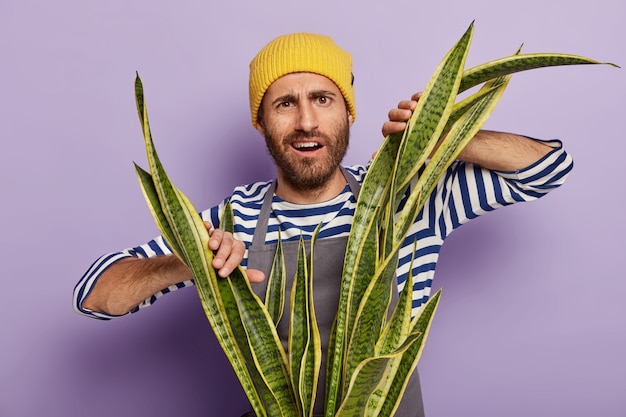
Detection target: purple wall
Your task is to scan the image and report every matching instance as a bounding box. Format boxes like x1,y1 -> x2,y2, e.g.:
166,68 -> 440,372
1,0 -> 624,416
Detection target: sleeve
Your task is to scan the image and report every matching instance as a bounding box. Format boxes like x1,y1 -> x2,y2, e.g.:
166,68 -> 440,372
394,139 -> 571,315
431,139 -> 573,239
72,208 -> 221,320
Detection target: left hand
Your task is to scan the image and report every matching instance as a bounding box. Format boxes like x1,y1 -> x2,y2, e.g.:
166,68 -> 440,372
207,222 -> 265,282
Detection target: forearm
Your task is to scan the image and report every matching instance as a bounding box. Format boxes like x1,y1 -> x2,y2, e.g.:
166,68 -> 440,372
82,255 -> 192,316
457,130 -> 553,171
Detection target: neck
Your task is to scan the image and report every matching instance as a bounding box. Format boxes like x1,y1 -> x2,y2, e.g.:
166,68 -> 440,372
274,168 -> 347,204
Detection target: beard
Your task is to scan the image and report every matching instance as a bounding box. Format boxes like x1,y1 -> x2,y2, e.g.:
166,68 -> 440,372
264,116 -> 350,191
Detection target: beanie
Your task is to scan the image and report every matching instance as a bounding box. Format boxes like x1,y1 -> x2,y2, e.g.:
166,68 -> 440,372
249,33 -> 356,127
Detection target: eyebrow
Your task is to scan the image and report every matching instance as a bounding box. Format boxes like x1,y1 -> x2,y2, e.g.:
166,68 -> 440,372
271,90 -> 338,106
271,94 -> 297,107
309,90 -> 337,99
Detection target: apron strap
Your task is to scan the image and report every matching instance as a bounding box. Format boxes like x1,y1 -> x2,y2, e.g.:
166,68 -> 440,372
250,182 -> 276,249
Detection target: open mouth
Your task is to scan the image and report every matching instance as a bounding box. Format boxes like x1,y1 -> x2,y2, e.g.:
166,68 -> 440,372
292,141 -> 323,152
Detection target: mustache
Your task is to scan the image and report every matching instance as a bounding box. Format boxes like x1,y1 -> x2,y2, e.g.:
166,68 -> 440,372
284,130 -> 330,144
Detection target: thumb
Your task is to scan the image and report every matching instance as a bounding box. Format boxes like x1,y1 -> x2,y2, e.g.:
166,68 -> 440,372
245,269 -> 266,283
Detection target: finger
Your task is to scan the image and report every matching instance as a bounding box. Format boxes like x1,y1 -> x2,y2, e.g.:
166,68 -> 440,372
219,240 -> 246,277
208,227 -> 223,251
208,227 -> 248,278
246,269 -> 266,283
397,99 -> 417,111
210,229 -> 238,271
411,91 -> 423,102
210,230 -> 229,272
382,121 -> 407,137
388,108 -> 413,122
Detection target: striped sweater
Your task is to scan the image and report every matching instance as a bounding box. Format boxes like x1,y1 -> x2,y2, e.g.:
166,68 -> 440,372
73,140 -> 572,320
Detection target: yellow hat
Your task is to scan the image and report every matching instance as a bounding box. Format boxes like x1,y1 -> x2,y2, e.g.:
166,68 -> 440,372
249,33 -> 356,127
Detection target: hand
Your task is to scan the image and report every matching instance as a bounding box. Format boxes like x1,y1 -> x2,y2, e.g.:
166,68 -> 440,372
381,92 -> 422,137
206,222 -> 265,283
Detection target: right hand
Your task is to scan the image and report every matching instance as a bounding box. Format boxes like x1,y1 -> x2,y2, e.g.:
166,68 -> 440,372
381,92 -> 422,137
205,222 -> 265,283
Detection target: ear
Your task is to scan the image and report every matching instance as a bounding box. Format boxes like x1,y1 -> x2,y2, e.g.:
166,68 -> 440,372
255,120 -> 266,137
348,113 -> 354,126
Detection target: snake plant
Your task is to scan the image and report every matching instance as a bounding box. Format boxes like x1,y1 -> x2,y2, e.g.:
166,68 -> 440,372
132,22 -> 616,417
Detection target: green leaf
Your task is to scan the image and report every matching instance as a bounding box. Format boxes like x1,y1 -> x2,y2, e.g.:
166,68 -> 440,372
423,76 -> 512,226
335,330 -> 426,417
265,232 -> 286,327
369,290 -> 441,417
443,82 -> 506,133
393,22 -> 474,194
328,23 -> 474,414
226,269 -> 299,416
459,53 -> 619,93
289,234 -> 322,416
220,203 -> 298,415
134,164 -> 184,260
326,173 -> 393,415
375,241 -> 417,356
219,201 -> 235,232
343,221 -> 390,393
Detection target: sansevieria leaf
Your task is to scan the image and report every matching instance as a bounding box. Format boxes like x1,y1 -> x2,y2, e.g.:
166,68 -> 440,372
368,290 -> 442,417
393,22 -> 473,194
266,231 -> 286,327
289,232 -> 322,417
459,53 -> 619,93
376,241 -> 419,356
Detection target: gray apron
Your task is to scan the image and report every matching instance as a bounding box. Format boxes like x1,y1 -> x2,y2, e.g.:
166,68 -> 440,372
243,168 -> 425,417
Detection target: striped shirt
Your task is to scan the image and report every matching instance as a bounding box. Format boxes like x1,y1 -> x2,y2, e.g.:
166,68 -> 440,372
73,140 -> 572,320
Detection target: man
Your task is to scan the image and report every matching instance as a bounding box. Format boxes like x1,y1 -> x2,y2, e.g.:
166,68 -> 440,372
73,33 -> 572,416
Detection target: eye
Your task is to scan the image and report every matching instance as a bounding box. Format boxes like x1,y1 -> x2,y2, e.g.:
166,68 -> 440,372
317,96 -> 330,105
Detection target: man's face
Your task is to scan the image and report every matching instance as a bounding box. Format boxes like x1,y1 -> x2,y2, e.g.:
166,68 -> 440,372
256,72 -> 353,191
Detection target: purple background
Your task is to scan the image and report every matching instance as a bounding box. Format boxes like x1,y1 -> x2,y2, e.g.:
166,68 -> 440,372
1,0 -> 624,416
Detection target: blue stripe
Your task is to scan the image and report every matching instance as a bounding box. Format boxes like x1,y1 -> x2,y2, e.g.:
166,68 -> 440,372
397,245 -> 441,270
402,227 -> 437,246
449,196 -> 460,229
318,224 -> 352,238
232,208 -> 264,222
503,180 -> 525,202
436,172 -> 449,235
209,206 -> 221,228
490,171 -> 507,206
233,224 -> 258,237
397,263 -> 437,287
457,165 -> 478,220
270,221 -> 319,234
474,166 -> 495,213
231,182 -> 272,200
273,204 -> 348,218
235,201 -> 265,213
543,161 -> 573,185
411,292 -> 431,309
147,239 -> 166,255
519,152 -> 568,184
508,180 -> 545,199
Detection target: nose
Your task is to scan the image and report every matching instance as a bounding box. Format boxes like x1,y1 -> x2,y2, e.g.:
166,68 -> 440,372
296,101 -> 319,132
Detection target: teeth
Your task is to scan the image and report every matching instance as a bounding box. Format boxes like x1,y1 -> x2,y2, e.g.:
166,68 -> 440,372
293,141 -> 320,149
